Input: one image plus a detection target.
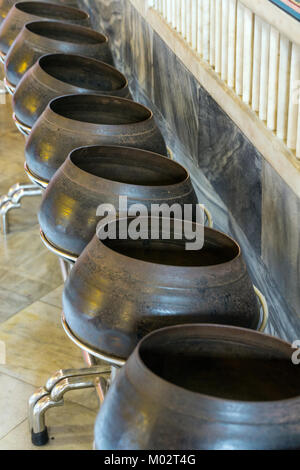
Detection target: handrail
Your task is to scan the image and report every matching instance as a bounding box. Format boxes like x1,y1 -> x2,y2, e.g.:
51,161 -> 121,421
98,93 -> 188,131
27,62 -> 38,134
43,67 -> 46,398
239,0 -> 300,46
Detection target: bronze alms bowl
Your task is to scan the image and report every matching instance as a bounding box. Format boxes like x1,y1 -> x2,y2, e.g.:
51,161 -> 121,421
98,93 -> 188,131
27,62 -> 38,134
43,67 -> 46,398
13,53 -> 131,131
5,20 -> 113,88
0,1 -> 89,56
94,324 -> 300,450
0,0 -> 79,26
39,145 -> 198,258
25,94 -> 167,185
63,217 -> 260,361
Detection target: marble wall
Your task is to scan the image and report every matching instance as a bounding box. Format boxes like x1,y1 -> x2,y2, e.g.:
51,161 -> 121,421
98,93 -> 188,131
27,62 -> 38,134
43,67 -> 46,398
80,0 -> 300,342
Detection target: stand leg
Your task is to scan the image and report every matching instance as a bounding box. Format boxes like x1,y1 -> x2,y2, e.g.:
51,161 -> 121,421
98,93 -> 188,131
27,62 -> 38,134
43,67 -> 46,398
0,183 -> 43,235
0,200 -> 21,235
29,365 -> 111,446
59,258 -> 71,282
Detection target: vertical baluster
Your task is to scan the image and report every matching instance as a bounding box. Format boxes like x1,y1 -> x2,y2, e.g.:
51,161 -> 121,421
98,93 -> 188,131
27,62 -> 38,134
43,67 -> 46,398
181,0 -> 186,38
252,16 -> 261,112
227,0 -> 236,88
172,0 -> 176,27
197,0 -> 203,55
259,21 -> 270,121
277,36 -> 291,140
203,0 -> 210,62
287,43 -> 300,150
175,0 -> 181,31
221,0 -> 229,81
167,0 -> 172,24
242,7 -> 253,104
267,27 -> 280,130
235,2 -> 244,96
209,0 -> 215,67
172,0 -> 177,27
215,0 -> 221,72
179,0 -> 183,33
296,104 -> 300,158
191,0 -> 198,50
186,0 -> 192,44
163,0 -> 167,19
179,0 -> 183,32
165,0 -> 168,22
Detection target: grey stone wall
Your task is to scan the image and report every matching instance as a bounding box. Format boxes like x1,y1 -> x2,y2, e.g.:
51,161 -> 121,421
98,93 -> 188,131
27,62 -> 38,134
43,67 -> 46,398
80,0 -> 300,342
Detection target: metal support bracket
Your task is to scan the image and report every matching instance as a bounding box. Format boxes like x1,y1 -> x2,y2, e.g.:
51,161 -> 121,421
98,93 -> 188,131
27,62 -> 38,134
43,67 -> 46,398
0,183 -> 43,235
29,365 -> 111,446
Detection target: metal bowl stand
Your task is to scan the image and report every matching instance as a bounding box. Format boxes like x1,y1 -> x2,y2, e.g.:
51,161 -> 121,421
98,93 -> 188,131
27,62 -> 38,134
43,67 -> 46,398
0,110 -> 44,235
29,231 -> 124,446
29,230 -> 268,446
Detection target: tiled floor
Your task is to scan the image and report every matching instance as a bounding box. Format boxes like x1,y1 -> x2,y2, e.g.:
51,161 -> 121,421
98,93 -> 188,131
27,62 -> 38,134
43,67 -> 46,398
0,96 -> 98,450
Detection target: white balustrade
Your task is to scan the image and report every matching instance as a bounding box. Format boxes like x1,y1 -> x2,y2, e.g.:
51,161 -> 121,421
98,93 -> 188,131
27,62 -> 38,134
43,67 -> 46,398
151,0 -> 300,160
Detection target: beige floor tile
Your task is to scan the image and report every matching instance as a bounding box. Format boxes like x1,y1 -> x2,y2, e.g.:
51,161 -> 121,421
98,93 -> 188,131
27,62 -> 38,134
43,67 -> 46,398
0,98 -> 41,235
41,285 -> 64,309
0,298 -> 101,411
0,287 -> 35,323
0,97 -> 16,136
0,225 -> 45,268
0,131 -> 26,179
0,267 -> 53,298
17,248 -> 62,288
0,224 -> 62,322
0,98 -> 99,449
0,225 -> 61,288
0,267 -> 59,322
0,402 -> 97,450
0,300 -> 84,386
0,170 -> 27,189
0,373 -> 35,440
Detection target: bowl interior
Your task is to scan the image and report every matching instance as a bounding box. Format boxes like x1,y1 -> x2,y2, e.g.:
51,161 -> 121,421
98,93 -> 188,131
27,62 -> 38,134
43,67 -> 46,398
26,21 -> 104,45
39,54 -> 125,91
70,146 -> 187,185
50,95 -> 151,124
16,1 -> 88,20
139,328 -> 300,401
101,221 -> 239,267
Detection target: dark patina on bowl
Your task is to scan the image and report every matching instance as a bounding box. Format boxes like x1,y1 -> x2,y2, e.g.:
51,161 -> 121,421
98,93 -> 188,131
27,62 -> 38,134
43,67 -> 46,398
39,145 -> 198,258
95,324 -> 300,450
5,20 -> 113,87
63,217 -> 260,361
25,94 -> 167,184
13,53 -> 131,130
0,1 -> 89,56
0,0 -> 79,26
